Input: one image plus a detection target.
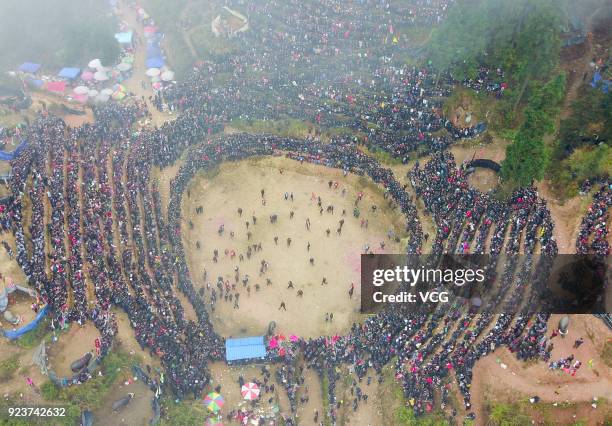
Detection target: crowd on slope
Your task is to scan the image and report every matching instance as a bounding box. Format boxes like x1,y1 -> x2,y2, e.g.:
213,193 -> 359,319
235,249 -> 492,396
0,0 -> 605,424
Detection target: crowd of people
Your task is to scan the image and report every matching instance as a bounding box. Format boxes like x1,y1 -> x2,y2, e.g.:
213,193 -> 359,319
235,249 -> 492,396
0,0 -> 607,424
576,179 -> 611,255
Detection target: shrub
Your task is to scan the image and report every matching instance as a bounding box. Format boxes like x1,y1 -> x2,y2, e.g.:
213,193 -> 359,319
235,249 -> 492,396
0,354 -> 20,381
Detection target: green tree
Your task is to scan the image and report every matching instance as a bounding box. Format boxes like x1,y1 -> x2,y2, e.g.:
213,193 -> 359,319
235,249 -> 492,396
501,73 -> 566,187
428,0 -> 565,109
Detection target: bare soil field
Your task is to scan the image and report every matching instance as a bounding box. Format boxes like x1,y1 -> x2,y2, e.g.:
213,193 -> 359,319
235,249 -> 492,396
181,156 -> 407,338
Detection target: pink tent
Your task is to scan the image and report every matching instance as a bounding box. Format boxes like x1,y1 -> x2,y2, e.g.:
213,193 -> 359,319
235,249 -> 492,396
46,81 -> 67,92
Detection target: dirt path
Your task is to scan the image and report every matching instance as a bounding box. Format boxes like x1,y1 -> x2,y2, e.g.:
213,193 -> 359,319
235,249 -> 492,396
559,2 -> 604,121
469,315 -> 612,425
116,1 -> 174,126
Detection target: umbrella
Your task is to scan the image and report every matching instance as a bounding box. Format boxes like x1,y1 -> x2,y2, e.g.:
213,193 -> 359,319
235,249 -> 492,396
150,76 -> 161,83
203,392 -> 224,412
289,334 -> 299,342
268,338 -> 278,349
81,71 -> 94,81
122,55 -> 135,64
205,417 -> 223,426
116,62 -> 132,72
88,59 -> 102,69
88,89 -> 99,97
94,93 -> 110,103
143,25 -> 157,34
160,70 -> 175,81
146,68 -> 161,77
100,88 -> 114,96
152,82 -> 162,90
73,93 -> 88,103
112,91 -> 126,100
112,84 -> 126,92
73,86 -> 89,95
94,71 -> 109,81
241,383 -> 260,401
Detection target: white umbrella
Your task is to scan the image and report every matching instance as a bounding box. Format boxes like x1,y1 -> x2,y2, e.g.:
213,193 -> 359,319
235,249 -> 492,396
100,88 -> 114,96
73,86 -> 89,95
241,383 -> 260,401
160,70 -> 175,81
88,89 -> 99,97
116,62 -> 132,72
94,93 -> 110,103
88,59 -> 102,69
94,71 -> 109,81
146,68 -> 160,77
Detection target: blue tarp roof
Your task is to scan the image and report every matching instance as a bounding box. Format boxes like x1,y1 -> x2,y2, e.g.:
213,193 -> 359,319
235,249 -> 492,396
19,62 -> 41,73
115,31 -> 133,44
146,57 -> 165,68
58,67 -> 80,79
226,336 -> 266,362
147,45 -> 162,58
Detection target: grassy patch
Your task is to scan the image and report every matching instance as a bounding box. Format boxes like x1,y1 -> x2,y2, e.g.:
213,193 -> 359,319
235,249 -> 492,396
13,317 -> 51,349
547,144 -> 612,199
0,354 -> 20,381
321,372 -> 332,426
602,340 -> 612,368
159,396 -> 207,426
358,145 -> 404,166
190,26 -> 240,58
41,350 -> 141,411
485,400 -> 532,426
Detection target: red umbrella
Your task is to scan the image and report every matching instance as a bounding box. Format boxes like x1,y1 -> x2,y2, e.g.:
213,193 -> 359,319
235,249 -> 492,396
241,383 -> 260,401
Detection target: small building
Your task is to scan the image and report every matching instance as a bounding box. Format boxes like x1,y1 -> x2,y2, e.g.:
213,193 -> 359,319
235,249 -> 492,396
18,62 -> 41,74
225,336 -> 267,364
57,67 -> 81,80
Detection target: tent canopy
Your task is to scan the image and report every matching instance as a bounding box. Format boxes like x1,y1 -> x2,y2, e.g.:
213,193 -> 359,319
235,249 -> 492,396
115,31 -> 133,44
225,336 -> 267,362
46,81 -> 67,92
147,45 -> 162,58
146,57 -> 165,68
19,62 -> 41,73
58,67 -> 81,79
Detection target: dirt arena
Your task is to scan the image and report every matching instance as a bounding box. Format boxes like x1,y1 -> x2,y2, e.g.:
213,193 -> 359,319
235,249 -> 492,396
181,156 -> 407,338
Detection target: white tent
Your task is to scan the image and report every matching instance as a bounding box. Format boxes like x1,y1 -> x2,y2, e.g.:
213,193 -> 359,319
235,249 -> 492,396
160,70 -> 175,81
146,68 -> 161,77
94,71 -> 109,81
88,58 -> 102,69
